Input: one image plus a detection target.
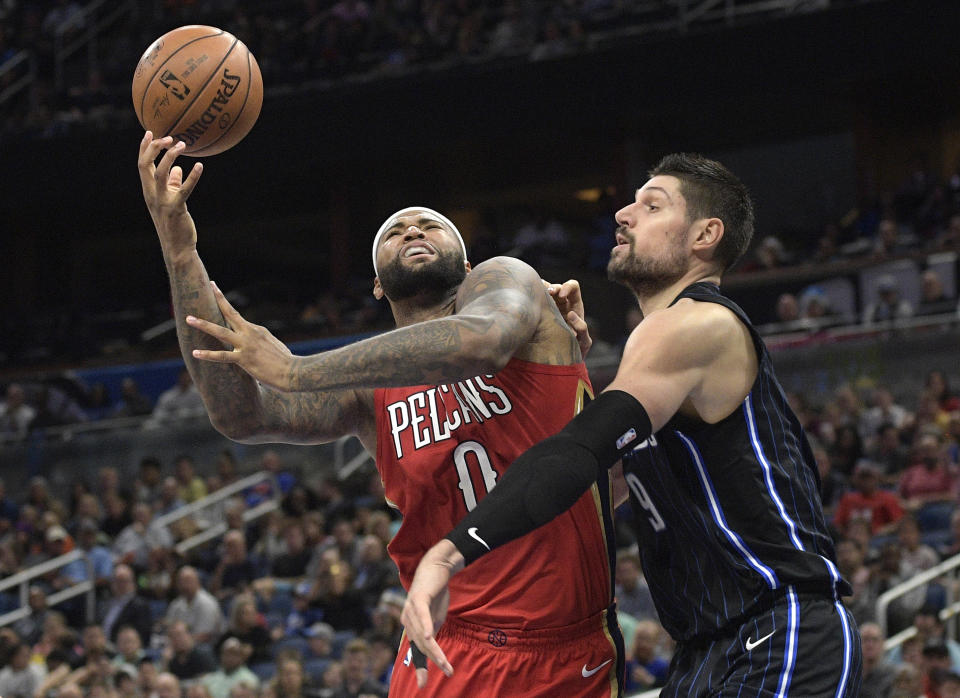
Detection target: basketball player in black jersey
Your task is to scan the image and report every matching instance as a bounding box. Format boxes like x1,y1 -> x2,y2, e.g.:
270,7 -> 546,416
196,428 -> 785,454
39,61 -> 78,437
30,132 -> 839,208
403,153 -> 863,696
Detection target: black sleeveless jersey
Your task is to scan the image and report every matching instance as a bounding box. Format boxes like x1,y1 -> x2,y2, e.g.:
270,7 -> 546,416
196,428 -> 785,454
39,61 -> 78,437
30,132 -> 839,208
620,282 -> 850,643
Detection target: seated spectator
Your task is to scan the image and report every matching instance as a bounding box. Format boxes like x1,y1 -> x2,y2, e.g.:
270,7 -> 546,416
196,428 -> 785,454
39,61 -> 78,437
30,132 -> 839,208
863,274 -> 914,326
330,638 -> 387,698
164,621 -> 217,681
156,476 -> 186,516
897,514 -> 939,573
154,672 -> 181,698
835,538 -> 875,626
165,566 -> 225,644
245,450 -> 297,508
267,654 -> 319,698
303,623 -> 335,661
144,370 -> 205,427
868,423 -> 911,483
926,370 -> 960,414
271,521 -> 313,579
899,433 -> 955,509
860,387 -> 911,443
0,641 -> 46,696
917,269 -> 956,316
624,620 -> 669,693
797,285 -> 841,329
111,625 -> 146,671
365,590 -> 404,650
100,564 -> 152,645
858,622 -> 896,698
217,595 -> 271,666
112,377 -> 154,418
874,542 -> 928,635
63,518 -> 113,589
274,583 -> 324,639
834,459 -> 904,536
28,384 -> 89,430
351,534 -> 399,608
366,633 -> 395,689
0,383 -> 36,439
202,637 -> 260,698
614,552 -> 658,623
113,502 -> 173,570
311,556 -> 369,636
174,454 -> 208,503
210,529 -> 258,602
13,585 -> 50,645
101,493 -> 132,538
872,218 -> 914,259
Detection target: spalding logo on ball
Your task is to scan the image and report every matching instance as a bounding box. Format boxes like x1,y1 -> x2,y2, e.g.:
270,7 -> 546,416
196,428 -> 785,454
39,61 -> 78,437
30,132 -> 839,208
132,25 -> 263,156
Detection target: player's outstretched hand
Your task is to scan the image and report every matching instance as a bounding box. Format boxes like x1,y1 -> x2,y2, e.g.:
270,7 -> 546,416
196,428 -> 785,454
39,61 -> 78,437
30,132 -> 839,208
400,539 -> 466,687
187,281 -> 297,391
543,278 -> 591,358
137,131 -> 203,262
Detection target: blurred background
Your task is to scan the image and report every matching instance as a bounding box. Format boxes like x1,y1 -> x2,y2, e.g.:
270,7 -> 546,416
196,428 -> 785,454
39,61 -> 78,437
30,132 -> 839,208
1,0 -> 959,696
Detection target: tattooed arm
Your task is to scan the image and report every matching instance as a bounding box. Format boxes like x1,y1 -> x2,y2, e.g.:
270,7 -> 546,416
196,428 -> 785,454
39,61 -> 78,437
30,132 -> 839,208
190,256 -> 547,392
137,133 -> 372,445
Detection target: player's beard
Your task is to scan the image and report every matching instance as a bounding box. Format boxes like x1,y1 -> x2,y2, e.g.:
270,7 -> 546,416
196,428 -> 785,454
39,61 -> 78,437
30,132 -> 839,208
378,249 -> 467,302
607,231 -> 688,297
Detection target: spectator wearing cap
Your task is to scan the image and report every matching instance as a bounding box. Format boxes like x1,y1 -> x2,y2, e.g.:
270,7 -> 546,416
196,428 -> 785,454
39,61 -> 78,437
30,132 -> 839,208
61,518 -> 113,589
797,285 -> 839,330
165,566 -> 225,644
330,638 -> 387,698
888,605 -> 960,673
201,637 -> 260,698
165,621 -> 217,681
863,273 -> 915,326
834,459 -> 905,536
100,564 -> 152,645
366,589 -> 405,649
303,623 -> 335,661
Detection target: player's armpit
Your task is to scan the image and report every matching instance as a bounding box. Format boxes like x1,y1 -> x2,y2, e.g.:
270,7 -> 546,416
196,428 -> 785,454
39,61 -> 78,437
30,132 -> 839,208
610,461 -> 629,508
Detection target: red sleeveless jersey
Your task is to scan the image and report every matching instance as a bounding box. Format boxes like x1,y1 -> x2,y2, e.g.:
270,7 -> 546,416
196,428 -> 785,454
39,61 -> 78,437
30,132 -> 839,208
375,358 -> 616,629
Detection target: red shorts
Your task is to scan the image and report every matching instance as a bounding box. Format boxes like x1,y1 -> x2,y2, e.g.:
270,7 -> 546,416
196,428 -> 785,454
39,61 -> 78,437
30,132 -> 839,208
388,606 -> 624,697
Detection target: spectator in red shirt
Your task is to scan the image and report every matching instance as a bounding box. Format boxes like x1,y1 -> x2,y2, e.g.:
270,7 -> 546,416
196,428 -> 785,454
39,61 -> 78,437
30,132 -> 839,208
834,459 -> 904,536
900,433 -> 956,509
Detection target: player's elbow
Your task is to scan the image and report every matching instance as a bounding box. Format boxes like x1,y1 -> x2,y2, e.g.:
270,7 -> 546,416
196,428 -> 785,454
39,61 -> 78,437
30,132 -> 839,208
207,410 -> 262,443
466,336 -> 513,374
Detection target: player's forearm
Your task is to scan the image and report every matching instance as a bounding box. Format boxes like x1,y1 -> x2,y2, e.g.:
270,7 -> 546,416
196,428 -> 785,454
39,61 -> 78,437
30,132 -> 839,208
165,250 -> 266,436
289,314 -> 510,391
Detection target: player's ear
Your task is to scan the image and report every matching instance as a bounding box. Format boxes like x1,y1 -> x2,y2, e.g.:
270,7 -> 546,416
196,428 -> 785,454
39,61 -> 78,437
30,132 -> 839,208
373,277 -> 384,300
693,218 -> 724,255
464,260 -> 472,274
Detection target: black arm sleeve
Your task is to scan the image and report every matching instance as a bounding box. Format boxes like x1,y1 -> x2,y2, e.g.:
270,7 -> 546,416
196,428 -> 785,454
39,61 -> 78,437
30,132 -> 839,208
446,389 -> 651,565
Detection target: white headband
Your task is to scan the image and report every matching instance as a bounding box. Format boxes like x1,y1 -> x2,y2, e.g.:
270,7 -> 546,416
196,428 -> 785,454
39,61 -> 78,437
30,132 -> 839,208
372,206 -> 467,275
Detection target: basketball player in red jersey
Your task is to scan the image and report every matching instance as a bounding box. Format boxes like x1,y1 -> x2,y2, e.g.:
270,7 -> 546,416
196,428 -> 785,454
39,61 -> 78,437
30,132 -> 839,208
138,131 -> 626,696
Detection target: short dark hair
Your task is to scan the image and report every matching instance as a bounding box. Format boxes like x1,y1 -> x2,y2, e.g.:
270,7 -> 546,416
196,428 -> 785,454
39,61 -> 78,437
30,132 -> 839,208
649,153 -> 755,271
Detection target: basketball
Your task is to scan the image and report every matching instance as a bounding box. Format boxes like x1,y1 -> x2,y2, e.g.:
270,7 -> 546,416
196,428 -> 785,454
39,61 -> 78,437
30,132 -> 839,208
132,25 -> 263,156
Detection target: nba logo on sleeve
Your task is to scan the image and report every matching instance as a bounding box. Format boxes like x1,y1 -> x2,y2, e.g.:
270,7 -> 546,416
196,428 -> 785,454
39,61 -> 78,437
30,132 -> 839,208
617,429 -> 637,450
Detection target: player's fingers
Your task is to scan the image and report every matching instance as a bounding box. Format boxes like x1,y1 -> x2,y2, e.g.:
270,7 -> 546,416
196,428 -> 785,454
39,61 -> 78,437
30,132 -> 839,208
416,667 -> 429,690
419,635 -> 452,677
178,162 -> 204,200
210,281 -> 245,326
557,279 -> 581,301
155,140 -> 185,185
566,311 -> 587,333
191,348 -> 239,363
169,165 -> 183,188
185,315 -> 236,344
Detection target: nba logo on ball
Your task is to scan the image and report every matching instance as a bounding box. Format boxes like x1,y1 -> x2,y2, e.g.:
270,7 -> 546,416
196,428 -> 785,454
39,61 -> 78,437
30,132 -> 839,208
616,429 -> 637,450
132,25 -> 263,156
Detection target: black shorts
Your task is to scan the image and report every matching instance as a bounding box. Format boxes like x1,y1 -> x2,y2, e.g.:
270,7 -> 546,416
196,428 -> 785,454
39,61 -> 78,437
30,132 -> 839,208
662,589 -> 862,697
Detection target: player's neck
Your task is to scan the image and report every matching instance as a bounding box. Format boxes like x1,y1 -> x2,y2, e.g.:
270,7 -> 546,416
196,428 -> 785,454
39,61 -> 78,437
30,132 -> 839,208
390,292 -> 458,327
634,269 -> 722,316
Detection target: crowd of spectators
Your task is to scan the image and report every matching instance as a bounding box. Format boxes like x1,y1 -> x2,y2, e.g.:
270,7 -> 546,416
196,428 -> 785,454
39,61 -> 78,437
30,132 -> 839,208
0,0 -> 658,141
0,445 -> 411,697
0,369 -> 207,441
